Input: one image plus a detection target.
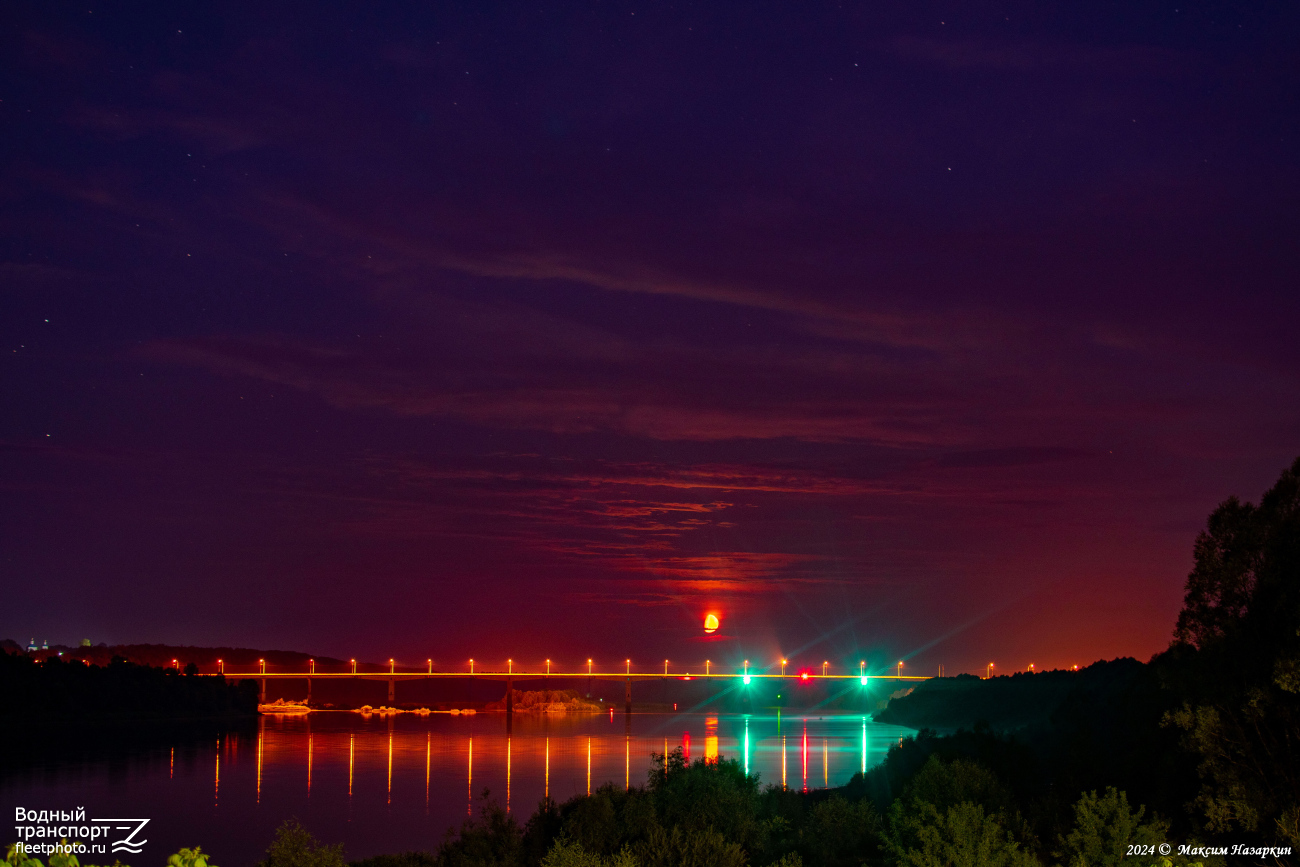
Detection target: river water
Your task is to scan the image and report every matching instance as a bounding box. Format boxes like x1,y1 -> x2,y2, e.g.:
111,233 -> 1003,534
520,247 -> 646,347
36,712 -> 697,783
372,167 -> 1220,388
3,712 -> 914,866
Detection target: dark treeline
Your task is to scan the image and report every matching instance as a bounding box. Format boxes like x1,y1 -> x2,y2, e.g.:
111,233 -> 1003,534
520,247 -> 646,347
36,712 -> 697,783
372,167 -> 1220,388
0,652 -> 258,720
0,641 -> 345,672
874,659 -> 1147,732
246,458 -> 1300,867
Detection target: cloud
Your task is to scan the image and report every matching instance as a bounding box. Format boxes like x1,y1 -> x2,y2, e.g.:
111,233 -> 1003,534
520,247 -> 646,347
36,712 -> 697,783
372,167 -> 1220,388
936,447 -> 1096,470
141,329 -> 994,445
255,194 -> 973,353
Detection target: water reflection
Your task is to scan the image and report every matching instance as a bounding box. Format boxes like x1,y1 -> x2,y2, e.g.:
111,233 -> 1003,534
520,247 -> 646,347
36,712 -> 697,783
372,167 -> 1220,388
801,723 -> 808,793
257,720 -> 264,803
2,713 -> 913,867
237,714 -> 899,802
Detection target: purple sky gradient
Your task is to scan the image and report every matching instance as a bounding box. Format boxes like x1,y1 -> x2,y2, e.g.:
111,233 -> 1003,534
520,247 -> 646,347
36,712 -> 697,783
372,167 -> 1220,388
3,2 -> 1299,675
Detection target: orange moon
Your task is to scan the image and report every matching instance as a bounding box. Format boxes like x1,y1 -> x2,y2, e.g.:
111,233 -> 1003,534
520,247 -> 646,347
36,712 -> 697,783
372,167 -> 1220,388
703,613 -> 719,633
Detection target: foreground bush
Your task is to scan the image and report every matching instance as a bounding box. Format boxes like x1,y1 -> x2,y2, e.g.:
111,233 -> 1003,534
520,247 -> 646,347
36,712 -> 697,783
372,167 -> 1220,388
3,843 -> 215,867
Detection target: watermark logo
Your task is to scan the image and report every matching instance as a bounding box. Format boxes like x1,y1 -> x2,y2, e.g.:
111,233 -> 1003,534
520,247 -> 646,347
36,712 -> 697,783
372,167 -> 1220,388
92,819 -> 150,854
13,809 -> 150,858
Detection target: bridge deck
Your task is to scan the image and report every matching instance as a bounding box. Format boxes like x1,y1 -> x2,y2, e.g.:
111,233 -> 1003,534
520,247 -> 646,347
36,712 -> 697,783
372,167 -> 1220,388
227,671 -> 930,680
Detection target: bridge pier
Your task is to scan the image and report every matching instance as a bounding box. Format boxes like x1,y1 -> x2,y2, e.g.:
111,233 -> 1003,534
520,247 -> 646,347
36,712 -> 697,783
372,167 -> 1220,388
388,678 -> 395,704
307,676 -> 312,705
625,677 -> 632,714
259,678 -> 266,703
505,677 -> 514,715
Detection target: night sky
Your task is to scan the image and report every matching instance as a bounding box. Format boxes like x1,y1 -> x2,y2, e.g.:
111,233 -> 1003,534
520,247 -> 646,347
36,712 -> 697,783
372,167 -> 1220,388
4,2 -> 1299,676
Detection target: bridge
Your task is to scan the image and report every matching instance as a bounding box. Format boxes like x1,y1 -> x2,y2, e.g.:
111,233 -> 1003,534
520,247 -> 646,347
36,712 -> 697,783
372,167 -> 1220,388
217,659 -> 933,712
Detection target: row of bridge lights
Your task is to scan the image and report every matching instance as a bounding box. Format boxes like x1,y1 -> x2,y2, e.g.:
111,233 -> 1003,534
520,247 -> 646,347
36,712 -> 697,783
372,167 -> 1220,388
231,657 -> 906,676
234,657 -> 913,677
226,657 -> 1077,677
